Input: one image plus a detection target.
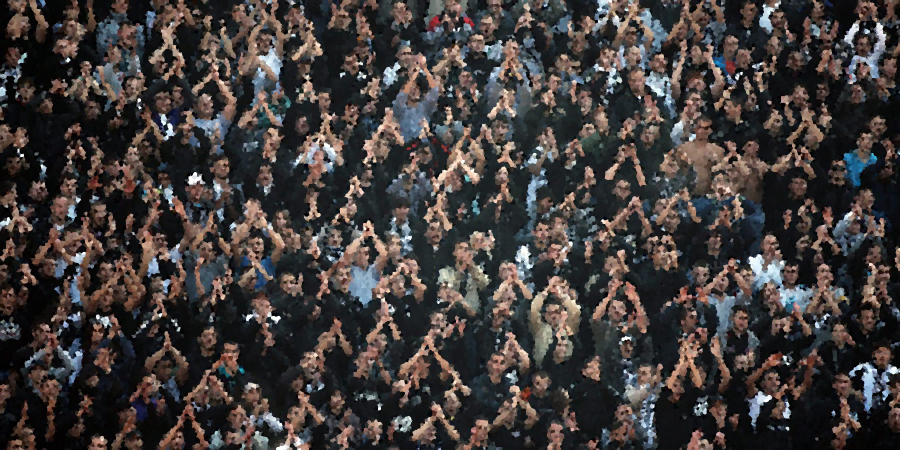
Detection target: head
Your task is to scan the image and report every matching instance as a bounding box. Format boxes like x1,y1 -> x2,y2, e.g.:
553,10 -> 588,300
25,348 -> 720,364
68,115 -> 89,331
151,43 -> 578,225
526,372 -> 549,395
860,307 -> 877,333
874,345 -> 893,369
693,116 -> 713,142
732,306 -> 749,335
833,373 -> 851,398
487,353 -> 507,377
762,370 -> 781,394
619,337 -> 634,359
583,356 -> 603,381
199,327 -> 217,350
627,69 -> 646,93
547,422 -> 565,445
681,308 -> 699,333
88,436 -> 108,450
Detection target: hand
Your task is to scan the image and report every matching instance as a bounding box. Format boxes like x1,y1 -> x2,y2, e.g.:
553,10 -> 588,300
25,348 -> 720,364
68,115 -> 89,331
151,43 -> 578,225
363,221 -> 375,239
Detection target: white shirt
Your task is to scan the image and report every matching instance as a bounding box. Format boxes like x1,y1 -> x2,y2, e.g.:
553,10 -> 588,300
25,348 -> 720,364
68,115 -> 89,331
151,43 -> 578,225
390,217 -> 413,255
254,47 -> 283,93
833,211 -> 866,255
845,22 -> 887,83
849,362 -> 899,411
646,72 -> 675,117
759,1 -> 781,34
349,264 -> 380,306
295,142 -> 337,173
383,62 -> 402,87
749,391 -> 790,429
778,285 -> 813,311
749,255 -> 784,290
244,312 -> 282,324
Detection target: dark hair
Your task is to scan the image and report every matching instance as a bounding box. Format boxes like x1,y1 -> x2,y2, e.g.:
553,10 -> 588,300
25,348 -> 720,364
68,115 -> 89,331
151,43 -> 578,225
680,306 -> 697,322
889,373 -> 900,388
732,305 -> 750,317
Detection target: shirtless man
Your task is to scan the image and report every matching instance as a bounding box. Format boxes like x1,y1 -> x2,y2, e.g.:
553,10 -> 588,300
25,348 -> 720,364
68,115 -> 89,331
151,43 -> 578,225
670,116 -> 724,196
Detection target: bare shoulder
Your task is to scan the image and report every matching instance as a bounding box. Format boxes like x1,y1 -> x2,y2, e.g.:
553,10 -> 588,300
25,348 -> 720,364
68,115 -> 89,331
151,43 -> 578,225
706,143 -> 725,158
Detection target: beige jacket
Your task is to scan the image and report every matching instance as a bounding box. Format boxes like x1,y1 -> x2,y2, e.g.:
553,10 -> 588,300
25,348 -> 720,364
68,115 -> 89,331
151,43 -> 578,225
438,264 -> 490,314
530,291 -> 581,367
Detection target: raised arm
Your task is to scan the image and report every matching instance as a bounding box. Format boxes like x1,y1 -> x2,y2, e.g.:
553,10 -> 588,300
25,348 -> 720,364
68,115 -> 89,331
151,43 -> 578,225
530,288 -> 548,335
670,42 -> 688,100
560,288 -> 582,333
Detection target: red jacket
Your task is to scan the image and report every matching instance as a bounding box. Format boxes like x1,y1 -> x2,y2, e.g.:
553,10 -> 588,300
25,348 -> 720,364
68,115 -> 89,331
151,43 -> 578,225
427,14 -> 475,32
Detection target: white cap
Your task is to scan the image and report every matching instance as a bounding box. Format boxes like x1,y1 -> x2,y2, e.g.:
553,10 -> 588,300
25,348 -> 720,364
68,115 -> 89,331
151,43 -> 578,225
187,172 -> 203,186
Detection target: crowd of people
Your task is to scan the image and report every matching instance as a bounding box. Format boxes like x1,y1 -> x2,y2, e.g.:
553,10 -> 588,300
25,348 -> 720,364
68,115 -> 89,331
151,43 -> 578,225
2,0 -> 900,448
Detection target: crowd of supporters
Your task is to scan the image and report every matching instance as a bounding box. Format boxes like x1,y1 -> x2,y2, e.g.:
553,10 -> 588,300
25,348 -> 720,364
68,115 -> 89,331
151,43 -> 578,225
2,0 -> 900,448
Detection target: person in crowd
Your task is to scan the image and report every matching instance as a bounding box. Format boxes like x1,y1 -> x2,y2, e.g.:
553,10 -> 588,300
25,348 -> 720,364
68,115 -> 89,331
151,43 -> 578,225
3,0 -> 900,448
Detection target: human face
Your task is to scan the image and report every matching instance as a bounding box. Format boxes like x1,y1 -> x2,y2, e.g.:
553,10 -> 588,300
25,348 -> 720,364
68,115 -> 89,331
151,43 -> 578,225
628,70 -> 645,93
788,178 -> 807,199
875,347 -> 892,368
682,310 -> 698,331
88,436 -> 108,450
890,408 -> 900,431
200,328 -> 217,350
615,405 -> 633,423
532,223 -> 550,246
791,86 -> 808,108
763,372 -> 780,393
488,354 -> 506,376
831,324 -> 849,345
883,58 -> 897,79
609,300 -> 627,323
733,311 -> 748,334
245,237 -> 263,258
637,365 -> 653,385
198,94 -> 214,117
5,156 -> 24,176
783,265 -> 799,286
0,287 -> 16,315
533,375 -> 551,394
814,82 -> 831,101
281,274 -> 302,296
479,16 -> 496,36
391,205 -> 409,224
553,338 -> 570,362
391,2 -> 410,22
671,377 -> 685,395
856,36 -> 872,57
468,34 -> 485,53
723,37 -> 739,57
694,119 -> 712,141
548,423 -> 564,444
870,117 -> 887,137
430,313 -> 447,332
583,358 -> 602,381
355,246 -> 370,268
426,222 -> 443,245
223,343 -> 239,363
487,0 -> 502,15
334,266 -> 352,289
833,374 -> 851,398
213,159 -> 230,179
593,107 -> 609,131
543,303 -> 563,328
365,420 -> 383,440
257,165 -> 273,186
861,310 -> 876,332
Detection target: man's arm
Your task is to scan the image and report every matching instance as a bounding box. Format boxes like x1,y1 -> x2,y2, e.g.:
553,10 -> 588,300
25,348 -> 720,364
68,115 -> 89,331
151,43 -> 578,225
530,290 -> 547,335
561,290 -> 582,333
